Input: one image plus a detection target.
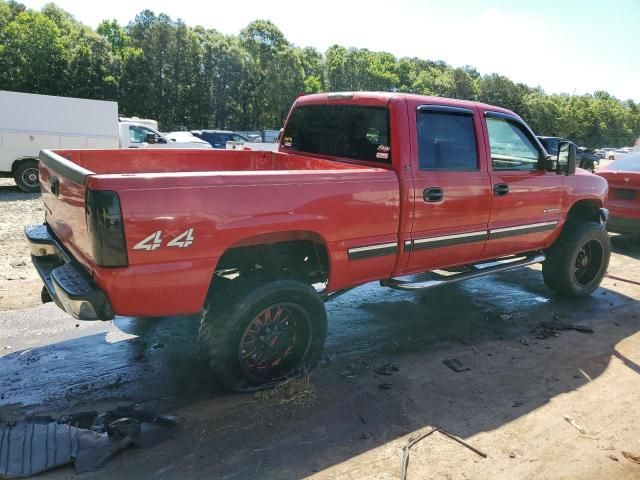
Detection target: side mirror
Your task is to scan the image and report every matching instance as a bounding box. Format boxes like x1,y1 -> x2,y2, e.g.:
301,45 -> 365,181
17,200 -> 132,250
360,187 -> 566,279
145,132 -> 157,144
557,141 -> 576,176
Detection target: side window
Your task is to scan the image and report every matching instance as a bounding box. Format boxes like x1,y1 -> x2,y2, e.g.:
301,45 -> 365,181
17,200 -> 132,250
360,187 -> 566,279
129,126 -> 156,144
487,118 -> 541,171
417,112 -> 478,170
129,126 -> 147,144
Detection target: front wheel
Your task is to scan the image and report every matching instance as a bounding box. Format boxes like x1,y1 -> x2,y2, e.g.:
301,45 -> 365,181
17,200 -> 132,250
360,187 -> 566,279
198,280 -> 327,391
542,221 -> 611,297
13,159 -> 40,193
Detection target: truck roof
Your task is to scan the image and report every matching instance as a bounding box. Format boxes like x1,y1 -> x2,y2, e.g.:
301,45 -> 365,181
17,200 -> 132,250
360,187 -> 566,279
295,91 -> 518,118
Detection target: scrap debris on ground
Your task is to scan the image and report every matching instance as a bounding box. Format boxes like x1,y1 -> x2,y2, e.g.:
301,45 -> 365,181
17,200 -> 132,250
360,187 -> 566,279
532,320 -> 594,340
443,358 -> 471,373
253,376 -> 316,406
400,427 -> 486,480
0,406 -> 179,478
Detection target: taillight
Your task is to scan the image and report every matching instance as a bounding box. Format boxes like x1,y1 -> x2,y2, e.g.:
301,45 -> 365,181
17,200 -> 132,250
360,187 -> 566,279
86,190 -> 128,267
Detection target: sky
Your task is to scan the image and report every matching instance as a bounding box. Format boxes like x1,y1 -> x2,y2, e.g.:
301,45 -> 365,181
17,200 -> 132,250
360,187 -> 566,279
20,0 -> 640,101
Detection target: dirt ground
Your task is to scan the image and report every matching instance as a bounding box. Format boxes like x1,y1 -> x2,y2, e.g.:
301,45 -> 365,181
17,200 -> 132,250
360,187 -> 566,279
0,178 -> 45,311
0,177 -> 640,479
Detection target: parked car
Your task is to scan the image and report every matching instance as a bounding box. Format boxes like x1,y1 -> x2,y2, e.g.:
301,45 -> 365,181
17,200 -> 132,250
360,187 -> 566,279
605,148 -> 632,161
595,148 -> 614,159
597,153 -> 640,235
537,137 -> 598,172
27,92 -> 610,390
576,147 -> 600,172
191,130 -> 249,148
537,136 -> 569,156
165,131 -> 212,148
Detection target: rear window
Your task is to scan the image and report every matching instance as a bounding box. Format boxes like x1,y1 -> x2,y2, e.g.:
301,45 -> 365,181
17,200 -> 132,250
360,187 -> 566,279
281,105 -> 391,163
609,154 -> 640,172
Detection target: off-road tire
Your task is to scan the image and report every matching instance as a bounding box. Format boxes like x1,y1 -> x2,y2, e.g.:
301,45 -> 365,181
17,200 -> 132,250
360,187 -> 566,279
542,221 -> 610,297
13,159 -> 40,193
198,280 -> 327,391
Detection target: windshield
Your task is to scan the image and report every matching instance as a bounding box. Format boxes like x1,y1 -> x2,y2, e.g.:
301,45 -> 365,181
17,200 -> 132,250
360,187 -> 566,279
609,153 -> 640,172
281,104 -> 391,164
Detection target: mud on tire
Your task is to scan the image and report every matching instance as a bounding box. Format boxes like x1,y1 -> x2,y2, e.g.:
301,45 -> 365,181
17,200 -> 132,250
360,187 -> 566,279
542,221 -> 610,297
198,280 -> 327,391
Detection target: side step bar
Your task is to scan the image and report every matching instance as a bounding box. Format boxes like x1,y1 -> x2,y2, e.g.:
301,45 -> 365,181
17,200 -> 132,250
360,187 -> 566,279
381,252 -> 546,291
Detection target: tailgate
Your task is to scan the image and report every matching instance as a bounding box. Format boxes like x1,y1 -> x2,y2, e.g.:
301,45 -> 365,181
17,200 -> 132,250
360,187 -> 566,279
39,149 -> 95,271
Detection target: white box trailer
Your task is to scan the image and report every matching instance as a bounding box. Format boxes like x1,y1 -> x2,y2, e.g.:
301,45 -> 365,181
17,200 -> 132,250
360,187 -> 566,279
0,90 -> 119,191
0,91 -> 211,192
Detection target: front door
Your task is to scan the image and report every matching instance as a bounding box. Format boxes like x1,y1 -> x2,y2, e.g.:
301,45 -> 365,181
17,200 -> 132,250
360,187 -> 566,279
405,105 -> 492,273
482,112 -> 564,259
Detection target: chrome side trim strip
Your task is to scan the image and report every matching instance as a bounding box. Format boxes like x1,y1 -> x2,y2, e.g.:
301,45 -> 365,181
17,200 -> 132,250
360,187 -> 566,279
407,230 -> 488,251
489,221 -> 558,240
490,221 -> 557,234
347,242 -> 398,260
413,230 -> 488,245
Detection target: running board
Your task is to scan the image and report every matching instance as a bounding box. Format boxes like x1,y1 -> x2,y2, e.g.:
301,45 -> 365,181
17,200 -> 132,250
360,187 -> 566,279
381,253 -> 546,291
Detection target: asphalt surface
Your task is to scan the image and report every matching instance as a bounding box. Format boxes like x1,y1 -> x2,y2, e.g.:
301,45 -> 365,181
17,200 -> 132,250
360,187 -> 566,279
0,235 -> 639,479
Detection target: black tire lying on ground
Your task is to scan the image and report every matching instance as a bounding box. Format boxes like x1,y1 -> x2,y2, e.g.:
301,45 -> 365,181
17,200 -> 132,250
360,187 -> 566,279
542,221 -> 611,297
198,279 -> 327,391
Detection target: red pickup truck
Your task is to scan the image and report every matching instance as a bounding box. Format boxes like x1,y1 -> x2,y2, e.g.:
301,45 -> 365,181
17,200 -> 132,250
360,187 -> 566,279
27,92 -> 611,390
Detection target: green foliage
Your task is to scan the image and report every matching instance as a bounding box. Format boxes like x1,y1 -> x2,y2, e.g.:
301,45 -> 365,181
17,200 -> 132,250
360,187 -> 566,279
0,0 -> 638,146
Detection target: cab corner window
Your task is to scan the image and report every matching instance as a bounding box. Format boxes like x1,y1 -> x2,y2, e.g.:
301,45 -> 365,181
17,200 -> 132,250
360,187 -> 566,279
417,112 -> 478,170
281,105 -> 391,164
487,118 -> 540,171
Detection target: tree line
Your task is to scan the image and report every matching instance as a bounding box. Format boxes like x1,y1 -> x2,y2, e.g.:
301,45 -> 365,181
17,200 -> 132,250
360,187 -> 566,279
0,0 -> 638,148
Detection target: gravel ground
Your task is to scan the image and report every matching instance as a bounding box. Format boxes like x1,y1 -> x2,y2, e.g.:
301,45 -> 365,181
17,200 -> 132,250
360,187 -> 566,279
0,178 -> 45,311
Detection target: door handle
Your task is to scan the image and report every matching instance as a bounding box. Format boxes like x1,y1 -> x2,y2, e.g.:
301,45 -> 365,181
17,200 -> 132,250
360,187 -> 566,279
423,187 -> 444,202
493,183 -> 509,196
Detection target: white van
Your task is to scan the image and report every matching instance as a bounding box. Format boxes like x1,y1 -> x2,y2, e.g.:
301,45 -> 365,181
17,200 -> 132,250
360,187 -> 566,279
0,91 -> 209,192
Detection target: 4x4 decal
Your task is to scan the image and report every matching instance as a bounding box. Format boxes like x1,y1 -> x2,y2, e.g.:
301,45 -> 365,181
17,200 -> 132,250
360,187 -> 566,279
133,229 -> 194,251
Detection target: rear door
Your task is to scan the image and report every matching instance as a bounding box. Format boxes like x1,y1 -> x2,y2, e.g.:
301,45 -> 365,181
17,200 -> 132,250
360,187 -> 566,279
482,112 -> 563,258
405,104 -> 492,272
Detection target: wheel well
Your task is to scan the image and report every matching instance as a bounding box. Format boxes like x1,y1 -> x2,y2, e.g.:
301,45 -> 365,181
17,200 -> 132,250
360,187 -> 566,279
209,238 -> 330,295
566,200 -> 603,224
11,157 -> 37,174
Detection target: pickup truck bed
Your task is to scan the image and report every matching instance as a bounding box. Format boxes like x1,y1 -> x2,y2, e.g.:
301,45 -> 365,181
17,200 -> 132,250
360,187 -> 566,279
37,148 -> 399,317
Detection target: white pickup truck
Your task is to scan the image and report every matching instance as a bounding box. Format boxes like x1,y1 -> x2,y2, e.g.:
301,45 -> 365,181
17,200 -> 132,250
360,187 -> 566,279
0,90 -> 210,192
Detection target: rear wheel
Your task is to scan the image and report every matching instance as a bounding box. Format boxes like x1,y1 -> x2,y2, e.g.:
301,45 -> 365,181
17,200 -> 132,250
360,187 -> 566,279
13,159 -> 40,193
542,221 -> 610,297
198,280 -> 327,391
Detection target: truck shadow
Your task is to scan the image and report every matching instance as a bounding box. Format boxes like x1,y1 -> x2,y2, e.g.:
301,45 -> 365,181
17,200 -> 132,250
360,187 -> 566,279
0,184 -> 40,201
610,233 -> 640,261
0,269 -> 638,479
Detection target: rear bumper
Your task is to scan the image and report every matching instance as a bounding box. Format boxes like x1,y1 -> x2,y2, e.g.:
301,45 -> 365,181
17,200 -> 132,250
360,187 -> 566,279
25,224 -> 114,320
606,215 -> 640,235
